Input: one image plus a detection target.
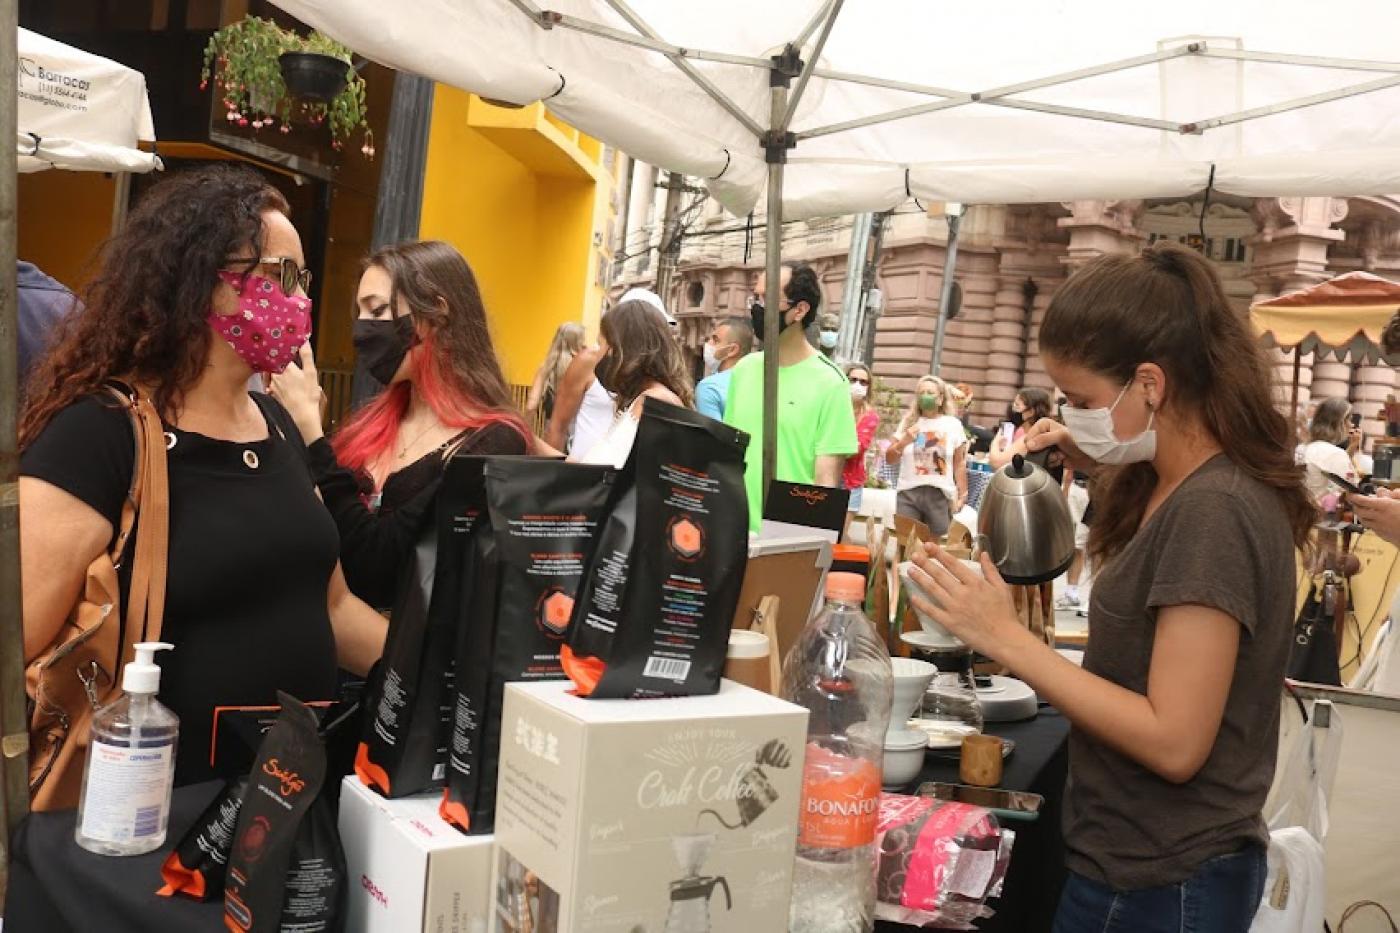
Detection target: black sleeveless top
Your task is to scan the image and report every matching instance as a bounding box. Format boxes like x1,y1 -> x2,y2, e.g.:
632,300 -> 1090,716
21,392 -> 339,785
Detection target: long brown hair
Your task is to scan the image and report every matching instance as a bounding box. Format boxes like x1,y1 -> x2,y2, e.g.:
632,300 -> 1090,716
332,240 -> 526,474
597,299 -> 694,410
1307,397 -> 1350,447
1016,387 -> 1054,423
541,321 -> 585,394
1039,242 -> 1313,563
21,164 -> 289,446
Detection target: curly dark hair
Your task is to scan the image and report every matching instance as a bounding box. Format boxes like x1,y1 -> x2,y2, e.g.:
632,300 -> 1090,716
597,299 -> 694,410
21,163 -> 290,447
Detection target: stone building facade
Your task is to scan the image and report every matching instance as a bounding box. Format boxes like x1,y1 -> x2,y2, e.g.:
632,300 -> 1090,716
611,166 -> 1400,442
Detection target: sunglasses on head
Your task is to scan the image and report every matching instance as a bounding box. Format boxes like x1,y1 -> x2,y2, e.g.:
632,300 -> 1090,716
225,256 -> 313,295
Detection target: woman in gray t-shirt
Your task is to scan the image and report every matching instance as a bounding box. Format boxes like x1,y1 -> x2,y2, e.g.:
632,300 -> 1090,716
908,242 -> 1314,933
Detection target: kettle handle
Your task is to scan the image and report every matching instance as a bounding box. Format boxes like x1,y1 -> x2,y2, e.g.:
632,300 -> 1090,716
715,876 -> 732,911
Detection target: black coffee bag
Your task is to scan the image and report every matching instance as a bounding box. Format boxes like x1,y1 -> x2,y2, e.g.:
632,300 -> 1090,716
354,485 -> 463,798
280,795 -> 347,933
224,694 -> 328,933
563,399 -> 749,699
440,457 -> 613,833
158,776 -> 247,901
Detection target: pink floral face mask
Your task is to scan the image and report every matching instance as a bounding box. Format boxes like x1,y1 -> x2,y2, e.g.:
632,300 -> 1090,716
210,270 -> 311,374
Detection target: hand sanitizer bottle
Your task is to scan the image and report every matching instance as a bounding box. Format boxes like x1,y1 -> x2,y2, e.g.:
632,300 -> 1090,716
75,642 -> 179,856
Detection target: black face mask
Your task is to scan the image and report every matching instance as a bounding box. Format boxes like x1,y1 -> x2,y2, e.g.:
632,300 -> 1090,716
1007,409 -> 1024,428
354,316 -> 416,386
749,300 -> 814,342
594,349 -> 621,396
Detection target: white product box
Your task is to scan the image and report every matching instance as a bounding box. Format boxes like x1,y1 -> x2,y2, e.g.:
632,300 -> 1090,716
491,680 -> 809,933
338,776 -> 495,933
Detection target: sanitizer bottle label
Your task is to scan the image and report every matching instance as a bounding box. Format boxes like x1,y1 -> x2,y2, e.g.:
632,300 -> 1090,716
79,740 -> 173,843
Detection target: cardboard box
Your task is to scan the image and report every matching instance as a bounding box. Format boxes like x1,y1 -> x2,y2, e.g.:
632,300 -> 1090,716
338,776 -> 494,933
491,680 -> 809,932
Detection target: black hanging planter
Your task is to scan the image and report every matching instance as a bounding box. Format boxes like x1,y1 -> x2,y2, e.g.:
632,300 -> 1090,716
278,51 -> 349,103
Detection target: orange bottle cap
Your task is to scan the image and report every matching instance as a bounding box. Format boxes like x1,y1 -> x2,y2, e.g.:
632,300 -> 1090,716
825,572 -> 866,602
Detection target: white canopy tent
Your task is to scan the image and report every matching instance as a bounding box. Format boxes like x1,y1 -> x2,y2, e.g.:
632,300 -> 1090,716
267,0 -> 1400,493
17,27 -> 159,173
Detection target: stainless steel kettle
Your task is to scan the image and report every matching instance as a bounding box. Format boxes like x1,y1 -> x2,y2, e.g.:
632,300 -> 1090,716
976,454 -> 1077,584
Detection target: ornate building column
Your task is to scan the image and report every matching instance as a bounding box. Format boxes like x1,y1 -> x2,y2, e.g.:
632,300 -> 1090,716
1248,197 -> 1350,413
992,207 -> 1067,411
1056,200 -> 1145,267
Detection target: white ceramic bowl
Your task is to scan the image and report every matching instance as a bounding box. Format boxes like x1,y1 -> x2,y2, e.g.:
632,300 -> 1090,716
898,559 -> 983,648
881,731 -> 928,789
888,657 -> 937,734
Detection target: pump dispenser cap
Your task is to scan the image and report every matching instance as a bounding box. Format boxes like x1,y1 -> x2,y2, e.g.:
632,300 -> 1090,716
123,642 -> 173,694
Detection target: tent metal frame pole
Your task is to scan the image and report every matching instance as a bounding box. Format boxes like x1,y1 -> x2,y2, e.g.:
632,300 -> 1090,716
799,43 -> 1202,140
1184,72 -> 1400,133
793,0 -> 837,51
0,0 -> 29,890
600,0 -> 766,137
930,206 -> 963,377
1201,47 -> 1400,74
783,0 -> 844,126
517,3 -> 774,70
761,71 -> 790,514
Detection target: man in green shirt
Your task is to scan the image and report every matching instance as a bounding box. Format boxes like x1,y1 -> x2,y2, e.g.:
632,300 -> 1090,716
725,261 -> 858,531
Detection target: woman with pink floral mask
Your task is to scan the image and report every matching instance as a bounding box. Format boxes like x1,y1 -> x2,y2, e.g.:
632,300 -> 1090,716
18,164 -> 387,787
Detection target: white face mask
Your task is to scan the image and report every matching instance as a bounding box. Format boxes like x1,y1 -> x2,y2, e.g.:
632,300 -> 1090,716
702,341 -> 721,375
819,330 -> 839,349
850,382 -> 868,401
1060,380 -> 1157,465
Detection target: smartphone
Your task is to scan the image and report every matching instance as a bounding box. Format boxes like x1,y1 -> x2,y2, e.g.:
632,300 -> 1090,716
999,422 -> 1015,446
1350,413 -> 1362,428
916,782 -> 1043,821
1324,471 -> 1375,496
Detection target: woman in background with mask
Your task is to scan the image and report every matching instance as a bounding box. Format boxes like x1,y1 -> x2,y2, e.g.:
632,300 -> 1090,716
988,386 -> 1055,469
272,240 -> 529,609
19,165 -> 387,784
817,312 -> 841,361
842,363 -> 880,512
886,374 -> 968,535
574,298 -> 693,469
907,243 -> 1312,933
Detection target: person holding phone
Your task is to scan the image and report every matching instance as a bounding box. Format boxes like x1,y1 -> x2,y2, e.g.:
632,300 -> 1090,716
907,243 -> 1312,933
989,386 -> 1055,470
1299,397 -> 1364,505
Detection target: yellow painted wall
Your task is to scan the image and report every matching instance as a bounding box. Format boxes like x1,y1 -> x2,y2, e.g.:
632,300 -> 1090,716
17,170 -> 116,291
418,86 -> 612,387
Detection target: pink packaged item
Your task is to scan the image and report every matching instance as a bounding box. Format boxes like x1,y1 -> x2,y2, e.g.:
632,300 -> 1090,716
874,793 -> 1015,928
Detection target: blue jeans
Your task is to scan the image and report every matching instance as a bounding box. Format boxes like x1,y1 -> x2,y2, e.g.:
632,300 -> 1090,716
847,486 -> 864,512
1053,847 -> 1267,933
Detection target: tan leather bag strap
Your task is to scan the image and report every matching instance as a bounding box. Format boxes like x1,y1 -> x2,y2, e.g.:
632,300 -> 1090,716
109,388 -> 170,667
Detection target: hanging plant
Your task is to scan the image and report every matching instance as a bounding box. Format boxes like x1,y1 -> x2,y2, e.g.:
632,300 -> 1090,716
201,16 -> 374,157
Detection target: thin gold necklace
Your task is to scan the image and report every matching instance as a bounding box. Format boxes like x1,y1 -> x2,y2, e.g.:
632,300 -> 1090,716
396,422 -> 437,459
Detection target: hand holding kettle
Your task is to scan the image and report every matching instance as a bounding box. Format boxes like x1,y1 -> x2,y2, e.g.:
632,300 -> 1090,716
1023,417 -> 1098,475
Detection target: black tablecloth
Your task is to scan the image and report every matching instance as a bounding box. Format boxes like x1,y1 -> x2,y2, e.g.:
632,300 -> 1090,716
877,707 -> 1071,933
7,713 -> 1070,933
6,781 -> 227,932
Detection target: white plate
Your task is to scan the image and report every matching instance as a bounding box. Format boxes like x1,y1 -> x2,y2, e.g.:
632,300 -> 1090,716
908,718 -> 980,749
899,630 -> 962,653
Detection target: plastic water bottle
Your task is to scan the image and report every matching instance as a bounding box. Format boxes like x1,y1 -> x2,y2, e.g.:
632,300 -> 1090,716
782,572 -> 893,933
75,642 -> 179,856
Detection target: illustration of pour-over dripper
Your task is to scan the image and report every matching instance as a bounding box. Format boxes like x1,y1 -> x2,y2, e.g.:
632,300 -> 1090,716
698,739 -> 791,830
664,833 -> 732,933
